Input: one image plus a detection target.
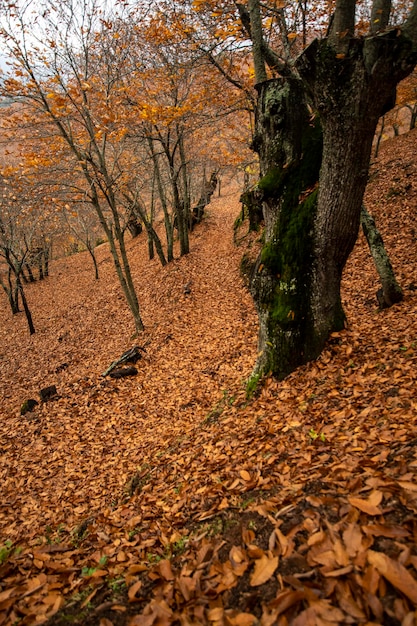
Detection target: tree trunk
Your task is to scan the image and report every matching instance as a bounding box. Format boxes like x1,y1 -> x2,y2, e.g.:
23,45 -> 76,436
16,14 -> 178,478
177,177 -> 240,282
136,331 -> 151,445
148,136 -> 174,262
86,239 -> 99,280
0,272 -> 19,314
374,115 -> 385,157
297,34 -> 413,350
250,77 -> 323,379
360,205 -> 403,307
17,274 -> 35,334
249,30 -> 417,381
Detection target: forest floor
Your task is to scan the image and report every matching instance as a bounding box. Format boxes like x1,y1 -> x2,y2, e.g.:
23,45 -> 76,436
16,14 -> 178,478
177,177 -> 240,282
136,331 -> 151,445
1,130 -> 417,626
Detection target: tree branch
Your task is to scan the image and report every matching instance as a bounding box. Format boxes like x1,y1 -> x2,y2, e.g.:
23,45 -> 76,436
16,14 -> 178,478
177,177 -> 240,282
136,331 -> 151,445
328,0 -> 356,48
370,0 -> 391,34
403,0 -> 417,41
235,0 -> 288,76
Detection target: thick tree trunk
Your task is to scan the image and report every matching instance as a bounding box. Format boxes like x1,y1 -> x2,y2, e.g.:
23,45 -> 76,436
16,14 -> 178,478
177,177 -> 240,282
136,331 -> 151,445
250,77 -> 323,379
298,34 -> 414,348
361,205 -> 403,307
249,30 -> 417,381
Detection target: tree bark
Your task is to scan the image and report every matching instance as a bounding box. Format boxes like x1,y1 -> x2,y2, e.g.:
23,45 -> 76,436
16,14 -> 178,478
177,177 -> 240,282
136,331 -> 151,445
250,77 -> 323,379
17,274 -> 35,334
297,33 -> 415,347
86,239 -> 99,280
249,27 -> 417,381
360,205 -> 403,307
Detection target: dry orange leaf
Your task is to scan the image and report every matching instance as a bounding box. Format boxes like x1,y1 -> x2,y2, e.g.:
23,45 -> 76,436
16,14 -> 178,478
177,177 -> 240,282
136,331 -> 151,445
368,550 -> 417,603
158,559 -> 174,581
239,470 -> 251,481
249,554 -> 279,587
228,613 -> 257,625
207,606 -> 224,620
128,580 -> 142,602
348,490 -> 383,515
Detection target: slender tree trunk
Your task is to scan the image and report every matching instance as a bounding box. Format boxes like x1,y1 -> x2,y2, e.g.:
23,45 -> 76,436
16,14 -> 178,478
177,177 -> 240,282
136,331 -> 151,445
0,274 -> 19,314
16,274 -> 35,334
86,240 -> 99,280
94,198 -> 144,333
141,218 -> 167,266
374,115 -> 385,157
361,205 -> 403,307
148,137 -> 174,262
179,131 -> 191,229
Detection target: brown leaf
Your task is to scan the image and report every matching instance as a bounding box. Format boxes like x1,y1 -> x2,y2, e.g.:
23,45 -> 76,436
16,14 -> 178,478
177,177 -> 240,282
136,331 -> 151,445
128,580 -> 142,602
158,559 -> 174,581
368,550 -> 417,603
348,490 -> 383,515
249,554 -> 279,587
228,613 -> 257,625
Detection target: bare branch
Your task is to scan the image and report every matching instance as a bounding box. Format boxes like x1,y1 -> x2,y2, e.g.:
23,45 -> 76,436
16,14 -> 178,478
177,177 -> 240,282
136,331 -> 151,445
403,0 -> 417,41
370,0 -> 392,34
328,0 -> 356,47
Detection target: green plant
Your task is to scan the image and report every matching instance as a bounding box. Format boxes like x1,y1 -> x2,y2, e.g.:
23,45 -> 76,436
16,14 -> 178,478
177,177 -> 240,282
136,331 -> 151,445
246,373 -> 262,399
170,536 -> 189,556
308,428 -> 326,442
107,577 -> 126,593
203,389 -> 235,424
0,540 -> 13,565
81,566 -> 98,577
128,527 -> 142,540
241,497 -> 255,510
146,552 -> 162,564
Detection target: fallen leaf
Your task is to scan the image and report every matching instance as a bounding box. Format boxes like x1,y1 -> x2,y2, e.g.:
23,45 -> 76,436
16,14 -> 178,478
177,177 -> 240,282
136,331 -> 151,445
348,490 -> 383,515
128,580 -> 142,602
368,550 -> 417,603
249,554 -> 279,587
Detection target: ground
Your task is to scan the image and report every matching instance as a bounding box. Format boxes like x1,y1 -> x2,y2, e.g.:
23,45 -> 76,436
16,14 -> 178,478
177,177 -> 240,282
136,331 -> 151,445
0,131 -> 417,625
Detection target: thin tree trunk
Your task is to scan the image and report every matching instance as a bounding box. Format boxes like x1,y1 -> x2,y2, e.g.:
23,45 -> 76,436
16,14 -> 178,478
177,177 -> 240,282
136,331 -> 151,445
93,197 -> 144,333
0,274 -> 19,314
148,137 -> 174,262
16,274 -> 35,334
374,115 -> 385,157
361,205 -> 403,307
86,240 -> 99,280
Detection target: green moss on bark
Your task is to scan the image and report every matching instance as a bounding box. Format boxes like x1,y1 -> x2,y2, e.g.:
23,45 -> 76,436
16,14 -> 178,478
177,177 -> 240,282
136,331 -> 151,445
253,113 -> 323,378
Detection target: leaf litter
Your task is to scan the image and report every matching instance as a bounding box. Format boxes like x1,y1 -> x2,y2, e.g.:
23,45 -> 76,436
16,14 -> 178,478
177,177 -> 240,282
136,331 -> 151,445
0,131 -> 417,624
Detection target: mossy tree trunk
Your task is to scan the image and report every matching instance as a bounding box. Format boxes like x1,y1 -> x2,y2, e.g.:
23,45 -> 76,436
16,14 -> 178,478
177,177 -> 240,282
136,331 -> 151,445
250,77 -> 323,379
298,34 -> 414,348
250,31 -> 417,380
361,205 -> 403,308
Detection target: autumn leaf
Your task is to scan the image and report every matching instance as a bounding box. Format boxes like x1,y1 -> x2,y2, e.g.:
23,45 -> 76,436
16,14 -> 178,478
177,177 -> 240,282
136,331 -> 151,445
128,580 -> 142,602
249,554 -> 279,587
367,551 -> 417,603
348,490 -> 383,515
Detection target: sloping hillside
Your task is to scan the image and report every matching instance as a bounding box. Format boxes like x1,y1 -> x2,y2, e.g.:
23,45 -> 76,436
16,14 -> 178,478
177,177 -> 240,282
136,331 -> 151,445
0,132 -> 417,625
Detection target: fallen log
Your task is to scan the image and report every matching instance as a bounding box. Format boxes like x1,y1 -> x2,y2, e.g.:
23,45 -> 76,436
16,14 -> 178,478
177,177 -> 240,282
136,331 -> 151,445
102,345 -> 147,377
